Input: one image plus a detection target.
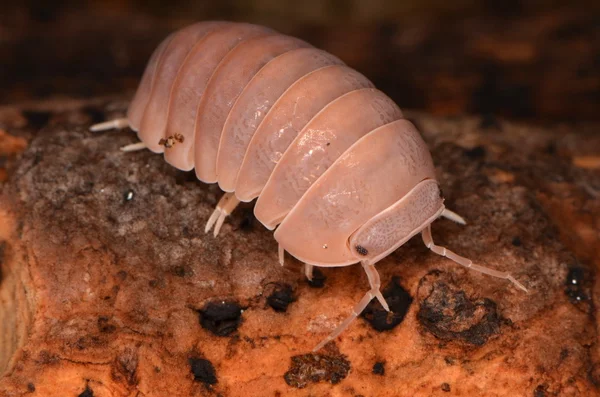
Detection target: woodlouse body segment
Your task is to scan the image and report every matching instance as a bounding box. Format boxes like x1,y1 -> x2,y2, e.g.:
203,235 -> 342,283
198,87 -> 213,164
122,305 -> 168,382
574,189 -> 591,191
162,24 -> 274,170
91,21 -> 528,351
216,48 -> 345,192
235,64 -> 374,203
193,33 -> 311,183
138,22 -> 236,153
254,87 -> 404,229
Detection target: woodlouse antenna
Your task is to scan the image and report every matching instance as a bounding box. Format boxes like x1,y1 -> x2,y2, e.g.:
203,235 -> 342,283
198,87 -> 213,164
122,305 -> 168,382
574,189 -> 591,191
90,118 -> 129,132
278,245 -> 285,266
421,224 -> 528,292
441,208 -> 467,225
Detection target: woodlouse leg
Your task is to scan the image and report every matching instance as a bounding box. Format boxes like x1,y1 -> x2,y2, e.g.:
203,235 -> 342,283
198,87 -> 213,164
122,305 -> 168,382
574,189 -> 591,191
279,245 -> 285,266
119,142 -> 147,152
441,208 -> 466,225
304,263 -> 314,281
204,192 -> 240,237
89,118 -> 129,132
312,261 -> 387,352
88,118 -> 147,152
421,224 -> 528,292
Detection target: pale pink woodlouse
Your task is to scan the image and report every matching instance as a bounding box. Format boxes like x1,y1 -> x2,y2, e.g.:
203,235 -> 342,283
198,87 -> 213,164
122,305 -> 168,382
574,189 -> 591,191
90,21 -> 527,351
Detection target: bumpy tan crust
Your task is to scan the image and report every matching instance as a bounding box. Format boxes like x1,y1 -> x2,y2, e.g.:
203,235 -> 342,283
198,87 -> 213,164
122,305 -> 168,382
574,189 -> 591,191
2,103 -> 598,396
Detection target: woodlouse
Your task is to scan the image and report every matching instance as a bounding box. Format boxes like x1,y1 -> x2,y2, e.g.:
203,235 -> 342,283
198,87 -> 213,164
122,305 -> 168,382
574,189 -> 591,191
91,21 -> 527,351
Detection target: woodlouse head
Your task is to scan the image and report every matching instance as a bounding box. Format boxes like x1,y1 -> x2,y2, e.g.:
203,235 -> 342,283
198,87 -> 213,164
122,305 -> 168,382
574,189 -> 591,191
347,179 -> 444,264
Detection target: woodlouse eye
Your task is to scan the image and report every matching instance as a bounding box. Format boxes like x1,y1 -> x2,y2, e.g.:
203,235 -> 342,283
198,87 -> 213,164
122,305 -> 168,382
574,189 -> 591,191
355,245 -> 368,256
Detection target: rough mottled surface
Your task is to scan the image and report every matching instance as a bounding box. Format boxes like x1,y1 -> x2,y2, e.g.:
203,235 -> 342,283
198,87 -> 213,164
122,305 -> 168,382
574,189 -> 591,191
0,99 -> 599,396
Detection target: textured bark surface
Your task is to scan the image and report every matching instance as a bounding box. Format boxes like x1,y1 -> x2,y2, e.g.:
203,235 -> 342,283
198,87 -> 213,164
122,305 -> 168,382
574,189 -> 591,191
0,99 -> 599,396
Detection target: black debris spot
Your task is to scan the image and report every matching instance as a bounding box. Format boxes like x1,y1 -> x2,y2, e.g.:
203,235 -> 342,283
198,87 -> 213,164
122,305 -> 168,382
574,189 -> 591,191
266,283 -> 295,312
284,352 -> 350,389
463,145 -> 486,160
478,113 -> 501,130
22,110 -> 51,130
511,236 -> 522,246
307,268 -> 326,288
78,386 -> 94,397
441,383 -> 451,392
27,383 -> 35,392
355,245 -> 369,256
565,266 -> 592,312
82,106 -> 106,125
97,316 -> 116,333
189,357 -> 218,385
417,272 -> 503,345
123,189 -> 134,202
199,301 -> 243,336
361,277 -> 412,332
534,384 -> 548,397
372,362 -> 385,376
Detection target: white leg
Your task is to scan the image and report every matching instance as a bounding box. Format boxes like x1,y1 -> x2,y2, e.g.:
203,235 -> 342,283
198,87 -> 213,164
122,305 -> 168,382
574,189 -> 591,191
421,224 -> 527,292
120,142 -> 147,152
304,263 -> 313,281
90,118 -> 129,132
364,262 -> 390,311
441,208 -> 467,225
204,192 -> 240,237
312,261 -> 388,352
279,245 -> 285,267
